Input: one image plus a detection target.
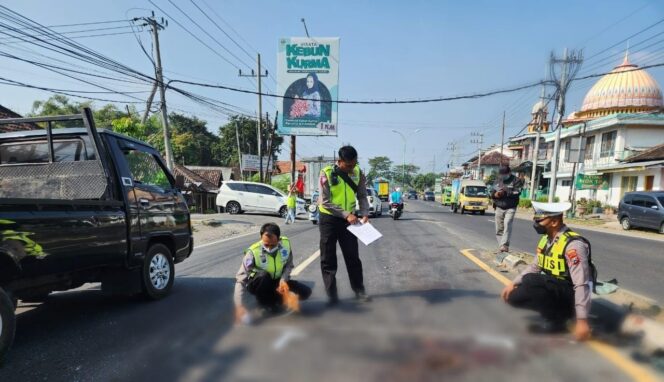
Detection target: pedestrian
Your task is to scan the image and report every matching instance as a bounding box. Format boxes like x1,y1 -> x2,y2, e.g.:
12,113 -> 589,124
491,165 -> 523,253
284,185 -> 297,224
318,145 -> 371,306
234,223 -> 312,324
500,202 -> 597,341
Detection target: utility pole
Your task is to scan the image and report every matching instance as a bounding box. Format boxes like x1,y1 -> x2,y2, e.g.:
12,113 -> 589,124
140,14 -> 174,170
446,141 -> 459,169
548,48 -> 583,202
530,83 -> 547,200
471,132 -> 484,180
500,111 -> 505,165
239,54 -> 268,182
235,121 -> 243,179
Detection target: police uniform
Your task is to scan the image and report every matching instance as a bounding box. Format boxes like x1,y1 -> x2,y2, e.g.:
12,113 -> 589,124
234,236 -> 311,308
318,164 -> 370,302
507,202 -> 596,325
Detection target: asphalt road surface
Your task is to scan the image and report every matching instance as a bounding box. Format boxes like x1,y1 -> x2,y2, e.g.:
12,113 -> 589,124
1,201 -> 661,381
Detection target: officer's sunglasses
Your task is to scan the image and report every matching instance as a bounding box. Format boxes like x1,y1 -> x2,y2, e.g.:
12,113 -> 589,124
533,216 -> 549,224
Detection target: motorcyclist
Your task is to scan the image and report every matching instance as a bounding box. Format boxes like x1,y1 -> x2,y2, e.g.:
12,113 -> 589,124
388,187 -> 404,211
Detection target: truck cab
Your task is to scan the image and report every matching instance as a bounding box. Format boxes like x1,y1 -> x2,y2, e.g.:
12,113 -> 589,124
450,179 -> 489,215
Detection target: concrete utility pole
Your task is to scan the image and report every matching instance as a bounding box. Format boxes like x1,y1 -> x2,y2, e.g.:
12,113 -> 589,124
500,111 -> 505,165
446,141 -> 459,169
471,132 -> 484,180
392,129 -> 421,189
239,54 -> 268,182
548,48 -> 583,202
235,120 -> 243,179
529,68 -> 549,200
142,15 -> 174,170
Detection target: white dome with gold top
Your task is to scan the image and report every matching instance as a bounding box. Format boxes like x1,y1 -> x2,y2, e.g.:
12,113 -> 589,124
573,53 -> 663,121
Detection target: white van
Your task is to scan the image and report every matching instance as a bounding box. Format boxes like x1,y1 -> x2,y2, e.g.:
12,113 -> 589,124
216,181 -> 306,217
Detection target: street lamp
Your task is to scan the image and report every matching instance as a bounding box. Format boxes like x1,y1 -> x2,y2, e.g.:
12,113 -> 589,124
391,129 -> 421,190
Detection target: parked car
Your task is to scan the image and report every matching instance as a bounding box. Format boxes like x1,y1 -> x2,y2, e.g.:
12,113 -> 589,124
355,188 -> 383,217
618,191 -> 664,234
0,109 -> 193,361
407,190 -> 418,200
424,191 -> 435,201
216,181 -> 305,218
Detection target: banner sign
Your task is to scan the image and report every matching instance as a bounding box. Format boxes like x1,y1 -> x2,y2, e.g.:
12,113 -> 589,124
575,173 -> 610,190
277,37 -> 339,136
242,154 -> 273,172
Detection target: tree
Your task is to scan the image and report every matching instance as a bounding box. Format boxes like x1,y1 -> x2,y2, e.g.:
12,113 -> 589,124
413,172 -> 437,191
392,164 -> 419,188
217,115 -> 284,169
367,156 -> 393,183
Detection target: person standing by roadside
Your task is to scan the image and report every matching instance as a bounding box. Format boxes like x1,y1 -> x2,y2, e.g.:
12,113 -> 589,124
491,165 -> 524,253
318,145 -> 371,306
284,185 -> 297,225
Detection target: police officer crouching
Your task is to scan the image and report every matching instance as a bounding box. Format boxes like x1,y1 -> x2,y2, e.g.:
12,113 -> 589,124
234,223 -> 312,324
501,202 -> 597,341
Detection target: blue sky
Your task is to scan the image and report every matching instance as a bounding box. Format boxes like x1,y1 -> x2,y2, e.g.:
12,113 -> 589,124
1,0 -> 663,171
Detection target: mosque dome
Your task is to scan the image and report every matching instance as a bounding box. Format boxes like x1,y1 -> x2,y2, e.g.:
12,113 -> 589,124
578,53 -> 663,118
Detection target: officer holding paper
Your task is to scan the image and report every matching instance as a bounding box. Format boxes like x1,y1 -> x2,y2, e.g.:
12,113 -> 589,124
318,145 -> 371,306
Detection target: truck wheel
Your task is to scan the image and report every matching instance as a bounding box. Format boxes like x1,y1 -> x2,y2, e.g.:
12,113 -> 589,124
480,210 -> 486,215
226,201 -> 241,215
142,244 -> 174,300
0,287 -> 16,363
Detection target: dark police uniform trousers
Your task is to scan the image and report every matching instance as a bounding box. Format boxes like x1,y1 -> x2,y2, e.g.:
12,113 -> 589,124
319,212 -> 365,299
507,273 -> 575,322
246,271 -> 312,307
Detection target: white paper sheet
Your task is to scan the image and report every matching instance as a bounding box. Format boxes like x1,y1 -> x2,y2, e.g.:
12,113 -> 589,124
346,222 -> 383,246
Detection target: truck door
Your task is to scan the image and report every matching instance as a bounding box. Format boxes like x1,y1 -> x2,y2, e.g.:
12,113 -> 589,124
117,139 -> 189,261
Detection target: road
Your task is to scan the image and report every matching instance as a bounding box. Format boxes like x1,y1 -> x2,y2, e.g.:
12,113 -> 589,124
427,200 -> 664,303
0,201 -> 661,381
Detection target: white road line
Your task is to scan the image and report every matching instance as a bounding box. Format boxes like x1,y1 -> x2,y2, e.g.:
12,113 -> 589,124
488,219 -> 495,222
193,230 -> 259,250
292,250 -> 320,276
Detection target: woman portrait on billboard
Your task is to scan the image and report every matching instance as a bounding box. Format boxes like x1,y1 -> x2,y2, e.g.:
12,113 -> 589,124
284,72 -> 331,122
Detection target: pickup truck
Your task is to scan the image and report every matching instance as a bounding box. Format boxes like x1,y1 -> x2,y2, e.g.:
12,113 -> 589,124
0,109 -> 193,360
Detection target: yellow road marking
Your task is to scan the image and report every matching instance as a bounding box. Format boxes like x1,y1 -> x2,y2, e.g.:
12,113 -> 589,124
459,248 -> 659,382
292,250 -> 320,277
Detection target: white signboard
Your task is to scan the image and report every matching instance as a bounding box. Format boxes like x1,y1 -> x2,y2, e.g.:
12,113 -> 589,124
242,154 -> 273,172
277,37 -> 339,136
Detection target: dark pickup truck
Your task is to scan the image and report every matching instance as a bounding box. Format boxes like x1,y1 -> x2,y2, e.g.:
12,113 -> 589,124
0,109 -> 193,360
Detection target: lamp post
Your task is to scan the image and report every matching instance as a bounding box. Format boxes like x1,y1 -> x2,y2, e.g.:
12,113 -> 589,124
391,129 -> 421,190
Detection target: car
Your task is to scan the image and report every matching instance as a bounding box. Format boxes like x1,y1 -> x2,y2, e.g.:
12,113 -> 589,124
424,191 -> 435,201
216,181 -> 306,218
356,187 -> 383,217
407,190 -> 418,200
618,191 -> 664,234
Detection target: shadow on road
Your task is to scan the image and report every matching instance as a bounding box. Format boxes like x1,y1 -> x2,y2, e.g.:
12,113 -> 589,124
1,277 -> 248,381
373,288 -> 498,304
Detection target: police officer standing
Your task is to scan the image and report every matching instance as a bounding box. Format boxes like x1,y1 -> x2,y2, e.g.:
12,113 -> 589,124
318,145 -> 371,306
501,201 -> 596,341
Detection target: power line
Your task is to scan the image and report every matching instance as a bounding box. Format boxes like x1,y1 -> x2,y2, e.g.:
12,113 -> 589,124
584,16 -> 664,62
0,30 -> 142,44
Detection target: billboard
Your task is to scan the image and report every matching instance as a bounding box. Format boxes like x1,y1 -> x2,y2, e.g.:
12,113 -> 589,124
242,154 -> 273,172
277,37 -> 339,136
575,173 -> 610,190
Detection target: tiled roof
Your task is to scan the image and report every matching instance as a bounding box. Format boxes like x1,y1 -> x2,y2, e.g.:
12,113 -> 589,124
468,151 -> 511,166
274,160 -> 306,174
0,105 -> 36,133
624,143 -> 664,163
173,165 -> 218,192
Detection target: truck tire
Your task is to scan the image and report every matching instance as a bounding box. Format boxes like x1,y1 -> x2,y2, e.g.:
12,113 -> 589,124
0,287 -> 16,363
142,244 -> 175,300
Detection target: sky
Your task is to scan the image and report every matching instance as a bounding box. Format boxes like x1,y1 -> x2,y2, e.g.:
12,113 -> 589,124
1,0 -> 663,172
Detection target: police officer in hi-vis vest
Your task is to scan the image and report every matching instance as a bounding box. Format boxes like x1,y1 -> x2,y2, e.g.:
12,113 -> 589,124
234,223 -> 311,324
501,201 -> 597,341
318,145 -> 371,306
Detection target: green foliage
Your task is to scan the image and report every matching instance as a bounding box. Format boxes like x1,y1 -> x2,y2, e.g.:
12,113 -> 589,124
392,163 -> 419,187
535,196 -> 560,203
412,172 -> 437,191
367,156 -> 393,183
217,115 -> 283,167
518,199 -> 533,209
271,173 -> 291,193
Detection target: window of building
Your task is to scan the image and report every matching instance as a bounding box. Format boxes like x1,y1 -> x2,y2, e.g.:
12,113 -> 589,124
584,136 -> 595,160
600,130 -> 617,158
620,176 -> 638,200
562,180 -> 572,187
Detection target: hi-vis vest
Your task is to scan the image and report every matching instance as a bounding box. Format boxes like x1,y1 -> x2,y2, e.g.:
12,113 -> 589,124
248,237 -> 291,279
536,230 -> 587,281
319,165 -> 361,216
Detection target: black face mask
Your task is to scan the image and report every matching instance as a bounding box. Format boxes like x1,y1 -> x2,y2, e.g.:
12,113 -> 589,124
533,221 -> 547,234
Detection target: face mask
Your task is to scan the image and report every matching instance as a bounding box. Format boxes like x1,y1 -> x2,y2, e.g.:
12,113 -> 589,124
262,245 -> 279,254
533,221 -> 547,234
503,175 -> 511,181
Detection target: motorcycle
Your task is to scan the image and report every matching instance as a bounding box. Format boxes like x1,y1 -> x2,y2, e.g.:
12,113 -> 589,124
308,191 -> 320,225
389,203 -> 402,220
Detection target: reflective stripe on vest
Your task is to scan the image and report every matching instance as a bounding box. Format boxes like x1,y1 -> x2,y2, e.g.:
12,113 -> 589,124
319,165 -> 361,216
248,237 -> 291,279
536,231 -> 582,281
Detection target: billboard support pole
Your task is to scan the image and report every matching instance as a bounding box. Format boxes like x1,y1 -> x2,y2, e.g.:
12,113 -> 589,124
291,135 -> 296,191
